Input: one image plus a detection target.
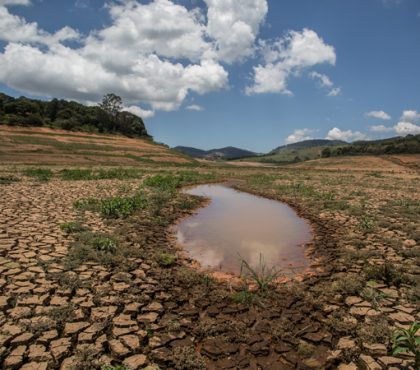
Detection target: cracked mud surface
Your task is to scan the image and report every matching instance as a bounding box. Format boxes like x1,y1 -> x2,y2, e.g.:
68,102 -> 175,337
0,160 -> 419,369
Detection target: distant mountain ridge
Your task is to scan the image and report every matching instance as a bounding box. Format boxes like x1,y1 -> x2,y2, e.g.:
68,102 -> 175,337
173,146 -> 257,160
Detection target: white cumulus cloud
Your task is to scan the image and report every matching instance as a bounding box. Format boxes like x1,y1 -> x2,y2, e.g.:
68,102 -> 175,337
366,110 -> 391,120
400,110 -> 420,123
0,0 -> 236,114
370,124 -> 394,133
0,0 -> 30,5
204,0 -> 268,63
246,29 -> 336,95
124,105 -> 155,119
326,127 -> 367,142
394,121 -> 420,135
186,104 -> 204,111
285,128 -> 315,144
369,109 -> 420,136
0,6 -> 80,45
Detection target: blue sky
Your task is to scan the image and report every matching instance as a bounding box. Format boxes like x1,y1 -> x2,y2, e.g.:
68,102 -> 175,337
0,0 -> 419,152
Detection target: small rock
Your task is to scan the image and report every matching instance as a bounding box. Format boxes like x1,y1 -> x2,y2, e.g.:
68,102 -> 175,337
123,354 -> 148,369
362,343 -> 387,356
337,337 -> 356,350
403,239 -> 416,248
337,363 -> 358,370
50,338 -> 71,361
108,339 -> 130,358
359,354 -> 381,370
389,312 -> 415,323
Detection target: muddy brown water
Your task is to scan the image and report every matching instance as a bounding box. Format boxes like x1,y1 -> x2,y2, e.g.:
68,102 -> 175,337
175,184 -> 313,275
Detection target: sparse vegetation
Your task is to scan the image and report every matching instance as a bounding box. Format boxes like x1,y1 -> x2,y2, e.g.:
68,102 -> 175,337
391,322 -> 420,367
240,254 -> 282,294
59,221 -> 86,233
24,167 -> 53,181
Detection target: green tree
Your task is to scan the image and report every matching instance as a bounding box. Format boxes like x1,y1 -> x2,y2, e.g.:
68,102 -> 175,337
321,147 -> 331,158
99,93 -> 123,118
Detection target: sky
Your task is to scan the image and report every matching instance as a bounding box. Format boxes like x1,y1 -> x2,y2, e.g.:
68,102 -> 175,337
0,0 -> 419,152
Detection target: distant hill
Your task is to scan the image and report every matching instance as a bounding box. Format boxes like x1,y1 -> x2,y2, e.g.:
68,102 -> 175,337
242,139 -> 347,164
173,146 -> 257,160
269,139 -> 347,154
0,92 -> 149,138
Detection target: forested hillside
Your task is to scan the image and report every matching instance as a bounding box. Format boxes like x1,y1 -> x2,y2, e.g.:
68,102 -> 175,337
0,93 -> 149,138
322,134 -> 420,157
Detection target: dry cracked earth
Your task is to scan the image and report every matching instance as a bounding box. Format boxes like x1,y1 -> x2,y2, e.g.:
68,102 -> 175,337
0,162 -> 419,370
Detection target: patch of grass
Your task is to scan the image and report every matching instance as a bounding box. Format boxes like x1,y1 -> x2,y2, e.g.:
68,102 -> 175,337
331,273 -> 364,295
60,167 -> 145,181
364,263 -> 405,287
172,346 -> 207,370
360,286 -> 385,308
101,366 -> 130,370
232,286 -> 257,305
357,214 -> 375,232
74,197 -> 101,211
60,168 -> 94,180
75,193 -> 147,218
59,221 -> 86,234
24,168 -> 53,181
297,341 -> 316,358
99,194 -> 146,218
65,232 -> 135,270
158,253 -> 177,267
240,254 -> 281,294
357,316 -> 391,344
0,175 -> 20,184
91,234 -> 118,253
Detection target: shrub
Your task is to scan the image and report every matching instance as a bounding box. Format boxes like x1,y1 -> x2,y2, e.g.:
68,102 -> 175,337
60,221 -> 86,234
158,253 -> 177,267
100,194 -> 146,218
91,235 -> 118,253
364,263 -> 405,287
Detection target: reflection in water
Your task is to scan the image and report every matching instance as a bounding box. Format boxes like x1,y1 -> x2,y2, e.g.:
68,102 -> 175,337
175,184 -> 312,274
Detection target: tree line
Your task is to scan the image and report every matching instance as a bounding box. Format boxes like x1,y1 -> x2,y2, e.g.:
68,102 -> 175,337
321,134 -> 420,157
0,93 -> 149,138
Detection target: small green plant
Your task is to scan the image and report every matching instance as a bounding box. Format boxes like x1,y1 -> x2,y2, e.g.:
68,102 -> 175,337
365,263 -> 404,287
357,214 -> 375,232
391,322 -> 420,367
59,221 -> 86,234
91,235 -> 118,253
360,286 -> 385,308
240,254 -> 281,294
24,168 -> 53,181
232,286 -> 257,305
74,197 -> 101,211
158,253 -> 177,267
101,366 -> 130,370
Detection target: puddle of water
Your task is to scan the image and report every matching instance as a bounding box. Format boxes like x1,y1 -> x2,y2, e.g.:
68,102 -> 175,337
175,184 -> 313,275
